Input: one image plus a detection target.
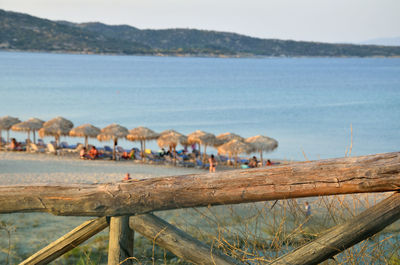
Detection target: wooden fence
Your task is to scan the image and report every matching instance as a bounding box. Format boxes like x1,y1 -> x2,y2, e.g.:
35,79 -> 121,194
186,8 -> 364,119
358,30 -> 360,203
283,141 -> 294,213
1,152 -> 399,264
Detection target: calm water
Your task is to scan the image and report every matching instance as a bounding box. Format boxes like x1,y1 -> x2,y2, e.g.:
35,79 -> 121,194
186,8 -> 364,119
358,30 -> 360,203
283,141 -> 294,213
1,51 -> 399,160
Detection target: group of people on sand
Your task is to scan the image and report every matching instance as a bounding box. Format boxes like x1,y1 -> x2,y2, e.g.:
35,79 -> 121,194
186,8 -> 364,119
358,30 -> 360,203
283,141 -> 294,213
80,146 -> 99,160
241,156 -> 273,169
207,154 -> 274,173
121,148 -> 137,160
9,138 -> 24,151
4,138 -> 26,151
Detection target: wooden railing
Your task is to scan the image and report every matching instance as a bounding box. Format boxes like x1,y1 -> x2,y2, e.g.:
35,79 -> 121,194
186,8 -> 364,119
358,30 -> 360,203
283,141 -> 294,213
1,152 -> 399,264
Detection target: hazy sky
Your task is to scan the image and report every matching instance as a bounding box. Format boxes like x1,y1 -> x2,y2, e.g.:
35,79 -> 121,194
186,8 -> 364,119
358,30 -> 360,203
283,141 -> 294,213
1,0 -> 400,43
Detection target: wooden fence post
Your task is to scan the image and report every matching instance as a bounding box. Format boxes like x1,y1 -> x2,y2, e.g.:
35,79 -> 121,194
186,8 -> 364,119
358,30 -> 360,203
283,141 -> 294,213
108,216 -> 134,265
270,192 -> 400,265
130,213 -> 244,265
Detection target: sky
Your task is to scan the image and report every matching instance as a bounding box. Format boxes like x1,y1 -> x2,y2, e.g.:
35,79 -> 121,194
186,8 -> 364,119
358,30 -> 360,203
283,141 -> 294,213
1,0 -> 400,44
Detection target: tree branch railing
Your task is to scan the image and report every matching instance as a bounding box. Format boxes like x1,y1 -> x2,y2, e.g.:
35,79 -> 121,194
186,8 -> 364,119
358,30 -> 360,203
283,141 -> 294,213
1,152 -> 399,216
0,152 -> 399,265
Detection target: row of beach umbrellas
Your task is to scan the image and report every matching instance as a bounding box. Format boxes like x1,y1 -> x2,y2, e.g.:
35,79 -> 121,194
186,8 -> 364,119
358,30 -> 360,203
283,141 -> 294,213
0,116 -> 278,163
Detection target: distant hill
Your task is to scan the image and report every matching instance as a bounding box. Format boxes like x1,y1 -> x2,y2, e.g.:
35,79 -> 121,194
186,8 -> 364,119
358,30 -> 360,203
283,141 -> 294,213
0,10 -> 152,54
2,9 -> 400,57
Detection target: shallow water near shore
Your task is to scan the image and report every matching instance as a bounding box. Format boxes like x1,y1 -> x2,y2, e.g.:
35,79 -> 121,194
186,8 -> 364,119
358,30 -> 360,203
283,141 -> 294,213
1,51 -> 400,161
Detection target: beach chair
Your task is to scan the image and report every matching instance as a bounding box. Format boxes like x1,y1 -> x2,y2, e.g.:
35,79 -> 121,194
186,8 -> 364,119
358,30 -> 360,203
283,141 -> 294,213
218,155 -> 228,163
177,155 -> 195,167
134,152 -> 142,160
46,143 -> 57,155
116,146 -> 126,153
60,141 -> 69,148
195,159 -> 204,168
37,139 -> 46,147
146,151 -> 166,164
104,146 -> 113,153
30,143 -> 45,153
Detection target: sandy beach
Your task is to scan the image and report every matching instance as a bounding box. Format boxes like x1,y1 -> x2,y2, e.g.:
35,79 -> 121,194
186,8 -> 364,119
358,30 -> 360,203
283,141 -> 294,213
0,151 -> 206,185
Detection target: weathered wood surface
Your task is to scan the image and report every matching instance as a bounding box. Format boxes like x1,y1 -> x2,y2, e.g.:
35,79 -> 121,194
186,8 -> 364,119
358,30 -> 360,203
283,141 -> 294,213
108,216 -> 134,265
0,152 -> 399,216
270,192 -> 400,265
130,213 -> 243,265
19,217 -> 108,265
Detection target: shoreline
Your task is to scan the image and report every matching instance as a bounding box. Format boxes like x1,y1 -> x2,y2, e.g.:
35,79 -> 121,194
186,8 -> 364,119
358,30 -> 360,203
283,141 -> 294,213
2,49 -> 400,59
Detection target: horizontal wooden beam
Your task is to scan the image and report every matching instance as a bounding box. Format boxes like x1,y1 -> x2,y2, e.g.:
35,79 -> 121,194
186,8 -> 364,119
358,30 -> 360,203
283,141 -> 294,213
130,213 -> 243,265
19,217 -> 108,265
0,152 -> 399,216
271,192 -> 400,265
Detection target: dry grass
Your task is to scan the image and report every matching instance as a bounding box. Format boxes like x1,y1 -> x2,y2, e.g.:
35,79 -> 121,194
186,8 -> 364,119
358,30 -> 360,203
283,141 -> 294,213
132,192 -> 399,264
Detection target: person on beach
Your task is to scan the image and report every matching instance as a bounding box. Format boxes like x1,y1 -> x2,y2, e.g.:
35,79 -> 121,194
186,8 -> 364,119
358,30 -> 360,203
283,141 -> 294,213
249,156 -> 258,168
88,146 -> 98,160
209,154 -> 217,173
9,138 -> 23,151
266,159 -> 272,166
159,148 -> 166,158
80,147 -> 87,159
10,138 -> 18,150
123,173 -> 131,181
122,151 -> 129,159
129,148 -> 136,159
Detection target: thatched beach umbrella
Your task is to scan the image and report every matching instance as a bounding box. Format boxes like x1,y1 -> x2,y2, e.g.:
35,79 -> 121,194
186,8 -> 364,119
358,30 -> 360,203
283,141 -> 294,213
157,130 -> 187,165
214,132 -> 244,163
69,124 -> 101,149
97,123 -> 129,160
215,132 -> 244,147
0,116 -> 21,146
127,127 -> 159,161
38,116 -> 73,147
25,118 -> 44,144
217,139 -> 253,168
188,130 -> 216,162
11,118 -> 44,151
246,135 -> 278,165
159,129 -> 178,137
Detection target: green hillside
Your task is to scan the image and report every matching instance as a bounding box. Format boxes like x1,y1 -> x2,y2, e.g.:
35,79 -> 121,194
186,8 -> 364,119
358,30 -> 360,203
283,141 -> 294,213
2,9 -> 400,57
0,10 -> 152,54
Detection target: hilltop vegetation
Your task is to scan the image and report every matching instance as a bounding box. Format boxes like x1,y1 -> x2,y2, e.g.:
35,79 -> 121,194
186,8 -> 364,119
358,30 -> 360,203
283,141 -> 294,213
2,9 -> 400,57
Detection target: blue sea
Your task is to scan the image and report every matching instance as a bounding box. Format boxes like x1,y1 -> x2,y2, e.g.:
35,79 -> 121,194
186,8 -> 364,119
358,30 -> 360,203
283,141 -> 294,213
1,51 -> 399,161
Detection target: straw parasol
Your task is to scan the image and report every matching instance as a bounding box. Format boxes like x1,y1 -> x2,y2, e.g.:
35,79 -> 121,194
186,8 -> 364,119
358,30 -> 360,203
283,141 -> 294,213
157,130 -> 187,165
217,139 -> 253,168
69,124 -> 101,149
127,127 -> 159,161
246,135 -> 278,165
0,116 -> 21,146
97,123 -> 129,160
214,132 -> 244,147
11,118 -> 44,151
38,116 -> 74,147
188,130 -> 216,162
25,118 -> 44,144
